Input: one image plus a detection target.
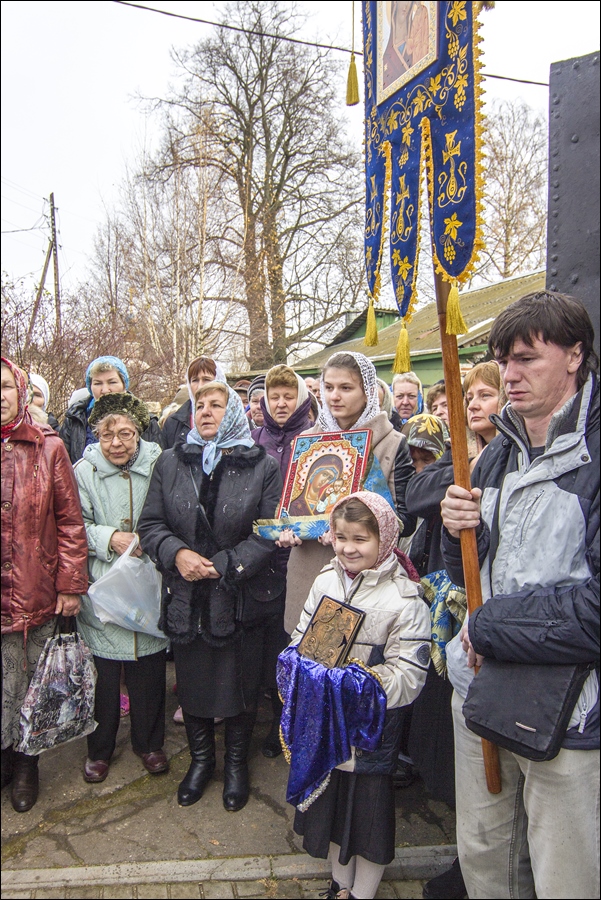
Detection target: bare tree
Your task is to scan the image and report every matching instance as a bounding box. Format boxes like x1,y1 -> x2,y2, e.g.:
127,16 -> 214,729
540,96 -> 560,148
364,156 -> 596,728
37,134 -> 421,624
142,0 -> 364,369
471,99 -> 548,284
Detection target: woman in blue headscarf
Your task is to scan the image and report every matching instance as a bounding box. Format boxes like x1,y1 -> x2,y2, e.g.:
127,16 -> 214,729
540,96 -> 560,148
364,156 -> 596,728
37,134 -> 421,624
137,381 -> 283,814
60,356 -> 161,463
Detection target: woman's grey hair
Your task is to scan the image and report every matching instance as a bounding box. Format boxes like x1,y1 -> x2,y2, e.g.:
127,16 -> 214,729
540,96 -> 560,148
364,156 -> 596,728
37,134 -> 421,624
392,372 -> 421,390
91,411 -> 142,437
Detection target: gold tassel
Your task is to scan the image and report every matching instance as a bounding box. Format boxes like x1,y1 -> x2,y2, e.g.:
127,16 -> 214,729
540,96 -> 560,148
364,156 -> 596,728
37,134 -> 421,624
393,320 -> 411,373
346,52 -> 360,106
364,297 -> 378,346
446,283 -> 468,335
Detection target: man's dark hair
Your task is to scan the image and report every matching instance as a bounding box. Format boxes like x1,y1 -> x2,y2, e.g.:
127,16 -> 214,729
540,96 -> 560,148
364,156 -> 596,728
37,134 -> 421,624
488,291 -> 599,390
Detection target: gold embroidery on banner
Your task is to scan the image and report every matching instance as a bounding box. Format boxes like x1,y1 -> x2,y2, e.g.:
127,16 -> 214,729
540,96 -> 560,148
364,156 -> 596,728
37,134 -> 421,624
391,175 -> 413,244
438,131 -> 467,208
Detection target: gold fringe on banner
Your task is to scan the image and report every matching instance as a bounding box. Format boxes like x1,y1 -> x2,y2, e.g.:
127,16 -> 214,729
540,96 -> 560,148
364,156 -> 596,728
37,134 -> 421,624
364,297 -> 378,346
346,52 -> 360,106
393,320 -> 411,374
446,282 -> 468,335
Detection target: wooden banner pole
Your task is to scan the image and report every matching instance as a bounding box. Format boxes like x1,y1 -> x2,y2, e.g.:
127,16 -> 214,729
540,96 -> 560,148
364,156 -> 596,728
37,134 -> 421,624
434,272 -> 502,794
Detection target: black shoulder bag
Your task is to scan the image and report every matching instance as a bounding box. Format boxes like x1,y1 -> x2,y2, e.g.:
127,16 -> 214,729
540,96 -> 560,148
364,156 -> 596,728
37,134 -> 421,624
462,659 -> 594,761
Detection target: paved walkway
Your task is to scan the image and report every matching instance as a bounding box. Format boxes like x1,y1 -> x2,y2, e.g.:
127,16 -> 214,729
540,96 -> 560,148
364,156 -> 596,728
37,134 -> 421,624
2,665 -> 456,900
1,846 -> 451,897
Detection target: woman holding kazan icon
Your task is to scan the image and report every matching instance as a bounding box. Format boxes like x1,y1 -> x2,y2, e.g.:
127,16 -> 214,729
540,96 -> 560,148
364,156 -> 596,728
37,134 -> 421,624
279,351 -> 416,635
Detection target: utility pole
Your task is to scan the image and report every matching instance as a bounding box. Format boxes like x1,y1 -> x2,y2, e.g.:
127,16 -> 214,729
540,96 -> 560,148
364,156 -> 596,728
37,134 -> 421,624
24,239 -> 53,355
49,192 -> 61,337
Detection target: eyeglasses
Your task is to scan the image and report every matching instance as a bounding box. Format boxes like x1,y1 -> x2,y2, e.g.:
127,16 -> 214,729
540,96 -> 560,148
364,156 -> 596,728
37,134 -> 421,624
98,430 -> 136,443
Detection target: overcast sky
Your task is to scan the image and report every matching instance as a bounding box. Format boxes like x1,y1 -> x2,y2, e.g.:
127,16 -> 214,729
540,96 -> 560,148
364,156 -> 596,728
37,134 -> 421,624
2,1 -> 599,293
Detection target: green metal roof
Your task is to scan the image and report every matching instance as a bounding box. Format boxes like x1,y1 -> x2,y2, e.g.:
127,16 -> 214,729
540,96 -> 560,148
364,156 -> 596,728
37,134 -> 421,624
292,270 -> 546,374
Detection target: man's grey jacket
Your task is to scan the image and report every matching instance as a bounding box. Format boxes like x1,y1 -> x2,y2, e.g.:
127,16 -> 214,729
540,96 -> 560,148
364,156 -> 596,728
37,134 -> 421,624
443,374 -> 599,751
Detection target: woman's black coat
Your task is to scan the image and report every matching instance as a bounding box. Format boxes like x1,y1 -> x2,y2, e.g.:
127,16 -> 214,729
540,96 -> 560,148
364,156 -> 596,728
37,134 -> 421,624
137,442 -> 284,646
159,399 -> 192,450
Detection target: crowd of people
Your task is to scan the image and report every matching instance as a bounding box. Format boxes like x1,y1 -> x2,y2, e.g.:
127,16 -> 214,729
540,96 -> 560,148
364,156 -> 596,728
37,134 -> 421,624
1,290 -> 599,900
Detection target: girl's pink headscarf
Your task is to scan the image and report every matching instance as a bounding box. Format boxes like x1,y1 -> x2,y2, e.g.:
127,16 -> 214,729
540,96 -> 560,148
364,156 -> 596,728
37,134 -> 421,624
329,490 -> 399,569
1,357 -> 32,439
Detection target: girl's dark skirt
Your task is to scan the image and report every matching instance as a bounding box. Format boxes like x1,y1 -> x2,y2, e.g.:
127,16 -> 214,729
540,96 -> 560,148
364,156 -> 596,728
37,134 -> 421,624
294,769 -> 396,866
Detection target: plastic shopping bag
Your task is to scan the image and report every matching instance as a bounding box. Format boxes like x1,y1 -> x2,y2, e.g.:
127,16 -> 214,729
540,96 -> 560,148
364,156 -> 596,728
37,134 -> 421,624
87,535 -> 165,638
18,626 -> 97,755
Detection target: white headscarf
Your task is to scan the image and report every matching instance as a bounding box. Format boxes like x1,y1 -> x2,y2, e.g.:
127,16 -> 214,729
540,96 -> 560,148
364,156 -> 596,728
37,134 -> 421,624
29,373 -> 50,410
68,386 -> 91,407
293,372 -> 309,410
317,352 -> 381,431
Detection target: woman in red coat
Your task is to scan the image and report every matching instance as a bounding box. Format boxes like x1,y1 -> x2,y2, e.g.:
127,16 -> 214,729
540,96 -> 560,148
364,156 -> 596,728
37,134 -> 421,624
1,358 -> 88,812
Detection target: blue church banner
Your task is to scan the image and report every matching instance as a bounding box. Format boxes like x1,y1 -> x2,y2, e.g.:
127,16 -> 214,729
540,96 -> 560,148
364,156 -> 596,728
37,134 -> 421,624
363,1 -> 485,325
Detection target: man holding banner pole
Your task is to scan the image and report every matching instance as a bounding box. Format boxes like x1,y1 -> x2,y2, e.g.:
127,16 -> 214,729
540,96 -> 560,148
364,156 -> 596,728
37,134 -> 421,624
440,291 -> 600,899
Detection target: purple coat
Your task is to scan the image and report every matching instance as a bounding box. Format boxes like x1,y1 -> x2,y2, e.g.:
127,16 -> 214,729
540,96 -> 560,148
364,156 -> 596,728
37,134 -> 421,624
251,396 -> 312,576
251,397 -> 312,480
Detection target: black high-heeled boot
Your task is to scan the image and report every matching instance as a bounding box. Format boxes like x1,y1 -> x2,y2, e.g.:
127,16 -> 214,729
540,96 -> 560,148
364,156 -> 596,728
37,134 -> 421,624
261,690 -> 283,758
177,713 -> 215,807
223,709 -> 256,812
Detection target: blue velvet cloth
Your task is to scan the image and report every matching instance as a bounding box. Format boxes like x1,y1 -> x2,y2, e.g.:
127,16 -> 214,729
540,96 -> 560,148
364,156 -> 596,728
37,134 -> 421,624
276,646 -> 387,811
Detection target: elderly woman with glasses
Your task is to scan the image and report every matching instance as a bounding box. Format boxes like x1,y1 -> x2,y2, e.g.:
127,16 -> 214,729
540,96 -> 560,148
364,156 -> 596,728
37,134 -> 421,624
74,392 -> 167,785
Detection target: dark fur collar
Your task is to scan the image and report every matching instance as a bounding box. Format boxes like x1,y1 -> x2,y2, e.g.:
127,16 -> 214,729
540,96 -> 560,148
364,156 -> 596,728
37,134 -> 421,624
174,441 -> 266,469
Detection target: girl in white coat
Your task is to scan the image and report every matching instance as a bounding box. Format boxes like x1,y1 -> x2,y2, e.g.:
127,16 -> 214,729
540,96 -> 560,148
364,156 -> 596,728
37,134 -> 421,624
289,491 -> 431,900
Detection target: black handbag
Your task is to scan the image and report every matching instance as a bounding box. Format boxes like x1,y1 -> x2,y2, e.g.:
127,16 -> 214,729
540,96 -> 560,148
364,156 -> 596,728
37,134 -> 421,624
462,658 -> 595,761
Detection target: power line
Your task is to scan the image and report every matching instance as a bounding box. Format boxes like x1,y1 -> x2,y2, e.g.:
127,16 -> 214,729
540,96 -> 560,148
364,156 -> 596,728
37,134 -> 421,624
0,176 -> 45,202
484,72 -> 548,87
1,225 -> 45,234
112,0 -> 550,87
113,0 -> 351,54
1,194 -> 46,215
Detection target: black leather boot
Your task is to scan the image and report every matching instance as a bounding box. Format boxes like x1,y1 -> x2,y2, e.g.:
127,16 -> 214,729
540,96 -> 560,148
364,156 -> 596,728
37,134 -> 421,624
177,713 -> 215,807
1,746 -> 14,789
11,752 -> 39,813
422,857 -> 467,899
261,691 -> 283,758
223,709 -> 256,812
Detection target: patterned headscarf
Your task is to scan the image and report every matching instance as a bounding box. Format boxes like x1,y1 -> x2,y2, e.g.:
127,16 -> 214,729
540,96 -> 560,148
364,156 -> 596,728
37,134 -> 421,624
401,414 -> 448,460
330,490 -> 400,569
1,357 -> 32,439
187,383 -> 254,474
317,352 -> 381,432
